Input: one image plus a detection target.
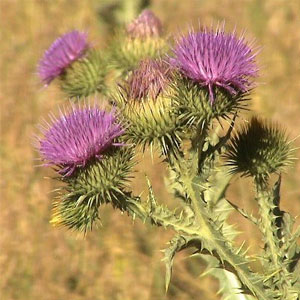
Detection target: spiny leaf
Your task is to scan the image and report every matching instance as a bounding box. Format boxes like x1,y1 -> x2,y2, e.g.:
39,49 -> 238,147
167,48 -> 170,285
201,254 -> 255,300
163,235 -> 191,291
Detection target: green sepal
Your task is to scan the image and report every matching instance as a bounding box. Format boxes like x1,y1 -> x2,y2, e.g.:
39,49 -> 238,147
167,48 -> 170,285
59,50 -> 106,98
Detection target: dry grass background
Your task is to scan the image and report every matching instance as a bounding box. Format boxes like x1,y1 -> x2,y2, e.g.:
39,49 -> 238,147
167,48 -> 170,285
1,0 -> 300,299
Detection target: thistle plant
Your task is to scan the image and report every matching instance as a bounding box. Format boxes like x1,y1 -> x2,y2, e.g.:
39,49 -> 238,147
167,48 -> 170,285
36,10 -> 300,300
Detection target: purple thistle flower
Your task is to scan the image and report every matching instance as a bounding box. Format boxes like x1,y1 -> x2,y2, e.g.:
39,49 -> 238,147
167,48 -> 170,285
170,26 -> 259,103
38,105 -> 124,176
38,30 -> 89,85
126,9 -> 162,39
125,58 -> 171,100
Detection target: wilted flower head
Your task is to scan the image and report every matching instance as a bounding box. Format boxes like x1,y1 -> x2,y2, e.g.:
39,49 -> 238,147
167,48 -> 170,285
171,25 -> 258,103
127,9 -> 162,39
38,30 -> 89,85
38,105 -> 124,176
125,58 -> 171,100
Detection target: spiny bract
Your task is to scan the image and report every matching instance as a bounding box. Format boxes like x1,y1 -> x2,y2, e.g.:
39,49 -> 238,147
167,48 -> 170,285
114,59 -> 181,155
51,147 -> 134,233
59,50 -> 106,98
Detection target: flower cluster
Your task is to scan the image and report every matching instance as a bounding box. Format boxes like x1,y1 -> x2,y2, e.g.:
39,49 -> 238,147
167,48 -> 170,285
35,12 -> 299,300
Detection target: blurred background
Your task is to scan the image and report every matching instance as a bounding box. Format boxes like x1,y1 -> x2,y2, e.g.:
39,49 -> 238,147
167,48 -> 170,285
1,0 -> 300,299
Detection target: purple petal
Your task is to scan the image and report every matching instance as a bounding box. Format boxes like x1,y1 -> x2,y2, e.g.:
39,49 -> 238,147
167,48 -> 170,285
127,10 -> 162,39
38,105 -> 124,176
38,30 -> 89,85
125,58 -> 171,100
170,26 -> 259,103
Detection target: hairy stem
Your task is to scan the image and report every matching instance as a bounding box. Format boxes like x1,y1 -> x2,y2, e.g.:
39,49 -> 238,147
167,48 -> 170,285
256,185 -> 281,268
255,180 -> 294,298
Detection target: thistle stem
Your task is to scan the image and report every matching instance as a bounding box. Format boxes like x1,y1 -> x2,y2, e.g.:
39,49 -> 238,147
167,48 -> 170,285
125,187 -> 272,300
184,178 -> 272,300
191,122 -> 208,173
255,183 -> 281,268
255,180 -> 294,298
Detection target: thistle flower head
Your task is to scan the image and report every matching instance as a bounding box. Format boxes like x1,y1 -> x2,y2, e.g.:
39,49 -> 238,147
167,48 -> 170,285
224,117 -> 293,182
113,59 -> 180,156
110,11 -> 166,74
125,58 -> 171,100
38,30 -> 89,85
38,105 -> 124,176
170,25 -> 258,103
127,9 -> 162,39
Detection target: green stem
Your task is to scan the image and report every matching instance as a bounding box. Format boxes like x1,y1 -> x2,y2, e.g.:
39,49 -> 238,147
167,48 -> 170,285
256,185 -> 281,269
126,194 -> 272,300
191,122 -> 208,173
125,200 -> 200,235
184,177 -> 272,300
255,181 -> 293,298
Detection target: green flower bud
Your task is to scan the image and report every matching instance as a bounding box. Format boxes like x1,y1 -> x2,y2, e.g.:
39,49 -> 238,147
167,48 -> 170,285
121,96 -> 181,155
224,117 -> 293,182
59,50 -> 106,98
113,59 -> 181,156
109,10 -> 167,76
109,34 -> 168,76
51,147 -> 134,232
